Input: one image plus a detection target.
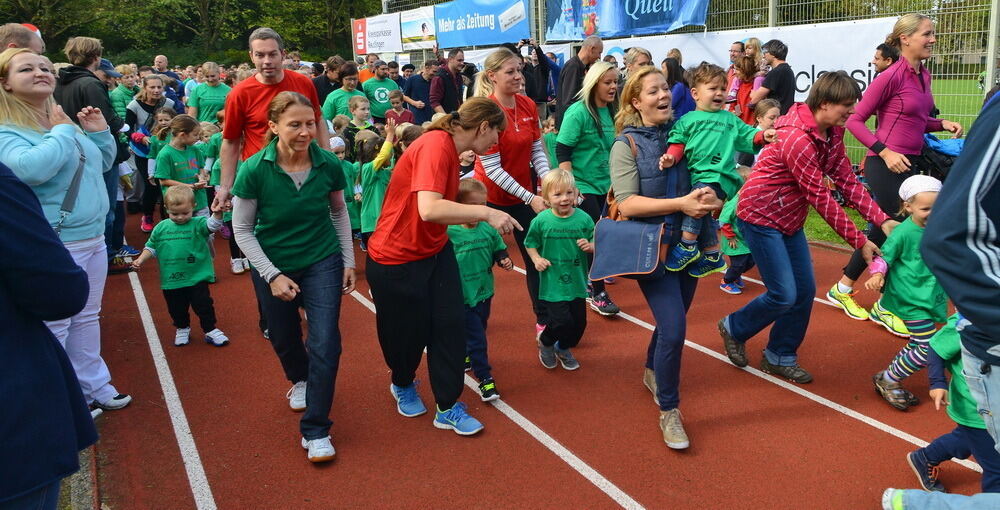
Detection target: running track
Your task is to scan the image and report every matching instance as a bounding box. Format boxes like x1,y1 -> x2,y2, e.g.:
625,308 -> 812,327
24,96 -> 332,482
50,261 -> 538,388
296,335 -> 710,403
94,220 -> 982,509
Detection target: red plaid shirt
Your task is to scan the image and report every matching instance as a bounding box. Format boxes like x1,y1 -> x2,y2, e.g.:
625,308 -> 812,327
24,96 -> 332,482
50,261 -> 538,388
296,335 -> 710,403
737,103 -> 889,249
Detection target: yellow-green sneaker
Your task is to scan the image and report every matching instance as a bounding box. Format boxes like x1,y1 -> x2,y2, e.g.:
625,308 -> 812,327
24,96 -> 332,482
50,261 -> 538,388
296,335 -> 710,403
870,300 -> 911,338
827,284 -> 869,321
880,488 -> 904,510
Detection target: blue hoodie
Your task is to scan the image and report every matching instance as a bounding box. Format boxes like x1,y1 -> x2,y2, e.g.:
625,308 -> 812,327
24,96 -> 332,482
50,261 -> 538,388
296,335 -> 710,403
0,123 -> 114,242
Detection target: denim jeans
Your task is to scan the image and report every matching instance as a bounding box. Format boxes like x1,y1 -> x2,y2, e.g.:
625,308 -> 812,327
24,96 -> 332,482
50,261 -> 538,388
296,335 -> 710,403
681,183 -> 724,249
638,267 -> 698,411
0,480 -> 59,510
962,344 -> 1000,455
110,201 -> 125,254
464,299 -> 493,382
250,252 -> 344,440
102,165 -> 118,257
895,491 -> 1000,509
727,221 -> 814,366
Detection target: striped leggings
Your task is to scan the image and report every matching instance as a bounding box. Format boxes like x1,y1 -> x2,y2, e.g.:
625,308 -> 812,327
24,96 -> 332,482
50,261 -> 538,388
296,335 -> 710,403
883,319 -> 937,382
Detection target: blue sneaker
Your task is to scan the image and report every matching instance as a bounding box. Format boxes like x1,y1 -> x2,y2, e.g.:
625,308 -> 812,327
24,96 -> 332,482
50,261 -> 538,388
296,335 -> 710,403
433,402 -> 484,436
665,242 -> 700,271
117,245 -> 141,257
719,281 -> 742,295
906,450 -> 945,492
390,382 -> 427,417
687,252 -> 727,278
734,278 -> 746,289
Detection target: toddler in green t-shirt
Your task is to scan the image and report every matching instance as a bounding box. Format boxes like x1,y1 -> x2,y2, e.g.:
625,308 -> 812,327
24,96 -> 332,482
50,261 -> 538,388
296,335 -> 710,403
660,63 -> 776,278
447,179 -> 513,402
525,169 -> 594,372
132,186 -> 228,347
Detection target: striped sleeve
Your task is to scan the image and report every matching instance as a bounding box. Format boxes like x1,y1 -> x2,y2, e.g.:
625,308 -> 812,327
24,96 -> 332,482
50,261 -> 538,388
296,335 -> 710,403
480,152 -> 535,203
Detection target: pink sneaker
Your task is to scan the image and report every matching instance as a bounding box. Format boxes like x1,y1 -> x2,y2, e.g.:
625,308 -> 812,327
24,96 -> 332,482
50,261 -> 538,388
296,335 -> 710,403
140,216 -> 154,233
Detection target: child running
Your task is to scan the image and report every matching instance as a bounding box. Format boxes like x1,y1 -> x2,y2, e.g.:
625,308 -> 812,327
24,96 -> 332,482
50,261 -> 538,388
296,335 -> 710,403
718,167 -> 754,295
867,175 -> 947,410
447,179 -> 514,401
131,186 -> 228,347
524,169 -> 594,371
661,63 -> 775,278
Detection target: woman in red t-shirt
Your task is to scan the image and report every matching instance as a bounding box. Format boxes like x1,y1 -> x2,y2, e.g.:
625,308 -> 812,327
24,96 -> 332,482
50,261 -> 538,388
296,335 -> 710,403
472,47 -> 552,331
367,97 -> 516,435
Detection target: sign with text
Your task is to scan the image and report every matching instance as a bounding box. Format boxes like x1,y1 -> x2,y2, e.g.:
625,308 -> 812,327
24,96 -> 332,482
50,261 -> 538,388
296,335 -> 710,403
353,13 -> 403,54
545,0 -> 709,41
434,0 -> 531,48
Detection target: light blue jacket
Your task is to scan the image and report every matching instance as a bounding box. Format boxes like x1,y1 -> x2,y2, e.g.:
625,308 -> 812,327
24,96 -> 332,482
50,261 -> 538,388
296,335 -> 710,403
0,123 -> 114,242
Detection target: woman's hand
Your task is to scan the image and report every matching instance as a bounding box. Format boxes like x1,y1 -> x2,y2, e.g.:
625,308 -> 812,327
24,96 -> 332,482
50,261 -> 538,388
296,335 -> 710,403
878,148 -> 911,173
270,274 -> 300,302
529,195 -> 547,213
342,268 -> 356,295
941,120 -> 963,138
860,240 -> 882,264
864,273 -> 884,291
485,207 -> 521,235
77,106 -> 109,133
49,104 -> 74,127
680,187 -> 722,218
880,219 -> 900,237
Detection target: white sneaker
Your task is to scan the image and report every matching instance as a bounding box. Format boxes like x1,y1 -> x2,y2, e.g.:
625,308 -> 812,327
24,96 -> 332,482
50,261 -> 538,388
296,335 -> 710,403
242,258 -> 251,271
230,258 -> 246,274
301,436 -> 336,463
287,381 -> 307,411
95,393 -> 132,410
175,327 -> 191,346
205,328 -> 229,346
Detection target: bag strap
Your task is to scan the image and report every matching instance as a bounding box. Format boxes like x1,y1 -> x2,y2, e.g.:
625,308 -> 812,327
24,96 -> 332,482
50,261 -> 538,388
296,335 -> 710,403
55,139 -> 87,236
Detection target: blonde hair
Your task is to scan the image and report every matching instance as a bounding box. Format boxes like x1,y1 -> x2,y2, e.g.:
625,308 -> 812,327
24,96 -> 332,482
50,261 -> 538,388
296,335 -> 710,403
457,178 -> 487,203
666,48 -> 682,65
624,47 -> 652,71
426,96 -> 506,133
753,99 -> 781,120
540,168 -> 577,200
201,61 -> 220,74
348,95 -> 369,111
164,185 -> 196,209
886,14 -> 932,49
200,121 -> 220,136
474,47 -> 519,98
575,61 -> 618,139
115,64 -> 134,77
332,114 -> 350,133
63,36 -> 102,67
615,67 -> 668,134
745,38 -> 763,59
0,48 -> 55,132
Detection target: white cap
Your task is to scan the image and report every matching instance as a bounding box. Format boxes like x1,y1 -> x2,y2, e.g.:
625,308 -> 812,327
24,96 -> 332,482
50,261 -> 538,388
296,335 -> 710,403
898,175 -> 942,202
329,136 -> 346,150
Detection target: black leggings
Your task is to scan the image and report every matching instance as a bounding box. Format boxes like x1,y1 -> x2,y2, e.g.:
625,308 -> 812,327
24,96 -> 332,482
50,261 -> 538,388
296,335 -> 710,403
225,220 -> 245,260
842,155 -> 921,281
135,156 -> 162,218
489,201 -> 545,324
579,193 -> 608,294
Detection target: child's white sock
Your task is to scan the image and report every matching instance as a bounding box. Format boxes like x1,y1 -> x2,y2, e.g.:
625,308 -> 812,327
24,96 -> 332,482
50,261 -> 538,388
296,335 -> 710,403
837,282 -> 853,294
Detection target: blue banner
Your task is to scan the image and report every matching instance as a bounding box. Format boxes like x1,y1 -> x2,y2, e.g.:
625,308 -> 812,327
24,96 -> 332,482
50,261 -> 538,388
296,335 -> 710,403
545,0 -> 709,41
434,0 -> 531,48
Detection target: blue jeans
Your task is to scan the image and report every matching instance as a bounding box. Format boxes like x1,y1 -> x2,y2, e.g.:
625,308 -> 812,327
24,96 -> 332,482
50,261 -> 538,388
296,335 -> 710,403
962,344 -> 1000,454
923,424 -> 1000,492
102,165 -> 118,257
250,252 -> 344,440
110,201 -> 126,254
727,221 -> 814,366
464,299 -> 493,382
0,480 -> 59,510
638,267 -> 698,411
895,491 -> 1000,509
681,183 -> 724,249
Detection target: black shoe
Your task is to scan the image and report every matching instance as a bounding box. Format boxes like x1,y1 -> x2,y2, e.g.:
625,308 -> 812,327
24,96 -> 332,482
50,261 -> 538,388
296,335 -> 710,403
718,318 -> 747,367
478,378 -> 500,402
907,450 -> 946,492
760,356 -> 813,383
464,356 -> 472,372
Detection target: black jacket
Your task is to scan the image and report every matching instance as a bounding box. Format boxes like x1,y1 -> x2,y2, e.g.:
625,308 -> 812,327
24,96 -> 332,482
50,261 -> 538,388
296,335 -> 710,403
54,66 -> 126,164
523,46 -> 550,104
312,75 -> 341,108
555,56 -> 587,128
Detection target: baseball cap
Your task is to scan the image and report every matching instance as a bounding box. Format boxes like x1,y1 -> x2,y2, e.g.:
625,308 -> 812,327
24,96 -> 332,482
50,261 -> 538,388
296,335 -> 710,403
99,58 -> 122,78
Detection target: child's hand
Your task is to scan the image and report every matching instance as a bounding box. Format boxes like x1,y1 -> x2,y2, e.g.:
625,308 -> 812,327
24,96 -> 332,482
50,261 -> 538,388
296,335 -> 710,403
864,273 -> 884,291
130,259 -> 143,271
143,136 -> 150,145
762,128 -> 777,143
577,238 -> 594,253
385,118 -> 397,143
498,257 -> 513,270
728,238 -> 739,249
659,153 -> 676,169
192,181 -> 207,190
353,192 -> 362,203
929,388 -> 949,410
532,257 -> 551,272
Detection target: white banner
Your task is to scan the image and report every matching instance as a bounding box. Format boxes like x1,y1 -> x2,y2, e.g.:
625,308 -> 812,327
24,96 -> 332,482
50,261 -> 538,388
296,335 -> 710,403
601,17 -> 898,101
401,6 -> 436,50
355,13 -> 403,55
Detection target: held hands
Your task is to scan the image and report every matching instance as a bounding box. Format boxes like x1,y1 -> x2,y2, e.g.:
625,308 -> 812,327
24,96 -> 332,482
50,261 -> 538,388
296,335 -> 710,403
498,257 -> 513,271
762,128 -> 777,143
342,268 -> 356,295
659,153 -> 676,170
681,187 -> 722,218
860,240 -> 882,265
879,148 -> 911,174
270,274 -> 300,302
532,256 -> 551,272
864,273 -> 885,291
941,120 -> 963,138
49,104 -> 74,127
212,187 -> 233,213
77,106 -> 108,133
929,388 -> 949,410
576,238 -> 594,253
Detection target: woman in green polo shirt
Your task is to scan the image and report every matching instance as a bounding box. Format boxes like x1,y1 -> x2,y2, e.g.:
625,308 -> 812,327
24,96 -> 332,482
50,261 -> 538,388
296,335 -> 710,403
231,91 -> 356,463
555,61 -> 620,316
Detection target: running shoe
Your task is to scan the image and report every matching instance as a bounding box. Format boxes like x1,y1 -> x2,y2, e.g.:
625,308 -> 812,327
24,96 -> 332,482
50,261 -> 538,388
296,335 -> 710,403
108,256 -> 131,275
242,258 -> 251,271
665,242 -> 700,271
464,356 -> 471,372
94,393 -> 132,411
687,252 -> 727,278
554,346 -> 580,370
719,281 -> 742,295
175,327 -> 191,346
760,356 -> 813,383
588,290 -> 620,316
603,277 -> 616,284
718,317 -> 747,367
734,278 -> 746,289
140,215 -> 154,233
538,341 -> 557,369
117,245 -> 141,257
287,381 -> 307,412
826,284 -> 869,321
390,382 -> 427,417
301,436 -> 336,463
906,450 -> 945,492
880,489 -> 904,510
433,402 -> 484,436
659,409 -> 689,449
870,300 -> 911,338
231,258 -> 246,275
205,328 -> 229,347
478,378 -> 500,402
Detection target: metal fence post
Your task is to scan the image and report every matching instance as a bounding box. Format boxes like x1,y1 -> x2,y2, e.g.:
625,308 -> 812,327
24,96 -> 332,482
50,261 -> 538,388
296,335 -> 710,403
768,0 -> 777,27
988,0 -> 1000,93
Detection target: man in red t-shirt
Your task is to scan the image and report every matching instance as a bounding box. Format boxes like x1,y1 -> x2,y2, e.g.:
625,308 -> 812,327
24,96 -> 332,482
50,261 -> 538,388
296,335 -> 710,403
214,27 -> 329,209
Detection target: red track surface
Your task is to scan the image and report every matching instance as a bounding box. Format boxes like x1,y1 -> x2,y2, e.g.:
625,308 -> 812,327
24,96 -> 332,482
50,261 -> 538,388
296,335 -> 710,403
95,218 -> 982,509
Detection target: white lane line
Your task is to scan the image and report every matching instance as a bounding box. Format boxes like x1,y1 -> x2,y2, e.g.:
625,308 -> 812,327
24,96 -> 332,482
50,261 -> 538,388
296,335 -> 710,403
127,269 -> 218,509
348,290 -> 646,510
513,266 -> 982,473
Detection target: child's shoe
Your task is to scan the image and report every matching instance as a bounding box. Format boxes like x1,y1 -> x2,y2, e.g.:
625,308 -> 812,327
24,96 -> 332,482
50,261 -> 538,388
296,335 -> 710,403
873,372 -> 916,411
117,245 -> 141,257
603,277 -> 616,284
719,281 -> 742,295
906,449 -> 945,492
478,378 -> 500,402
665,242 -> 700,271
175,327 -> 191,346
140,215 -> 154,233
588,290 -> 620,316
538,341 -> 557,369
870,300 -> 911,338
390,382 -> 427,417
554,345 -> 580,370
433,402 -> 484,436
301,436 -> 336,463
230,258 -> 246,275
734,278 -> 746,289
687,251 -> 727,278
242,258 -> 251,271
205,328 -> 229,346
826,284 -> 869,321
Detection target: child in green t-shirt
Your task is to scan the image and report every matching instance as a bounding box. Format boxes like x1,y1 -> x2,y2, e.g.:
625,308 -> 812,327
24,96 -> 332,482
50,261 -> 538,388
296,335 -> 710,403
342,96 -> 378,163
525,169 -> 595,371
718,170 -> 756,295
131,185 -> 228,347
867,175 -> 947,411
154,115 -> 209,216
447,179 -> 513,401
661,63 -> 776,278
542,116 -> 558,168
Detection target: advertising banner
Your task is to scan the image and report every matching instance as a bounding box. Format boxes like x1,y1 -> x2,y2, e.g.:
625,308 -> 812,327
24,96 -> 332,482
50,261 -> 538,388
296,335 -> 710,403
603,17 -> 898,101
546,0 -> 709,41
401,6 -> 436,50
434,0 -> 531,48
354,13 -> 403,54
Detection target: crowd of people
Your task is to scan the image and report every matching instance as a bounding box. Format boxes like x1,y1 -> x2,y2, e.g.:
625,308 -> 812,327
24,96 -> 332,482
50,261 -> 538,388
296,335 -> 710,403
2,14 -> 1000,510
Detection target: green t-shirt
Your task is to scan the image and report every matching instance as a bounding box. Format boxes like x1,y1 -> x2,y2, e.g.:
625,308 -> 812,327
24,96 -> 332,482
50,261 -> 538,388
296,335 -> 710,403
719,195 -> 749,256
188,82 -> 231,123
556,102 -> 615,196
342,162 -> 361,230
930,314 -> 984,428
154,144 -> 207,211
448,222 -> 507,307
322,88 -> 365,120
148,133 -> 171,160
524,208 -> 595,302
232,140 -> 346,273
543,131 -> 558,168
879,217 -> 948,322
668,109 -> 760,200
145,216 -> 215,290
360,160 -> 393,233
361,77 -> 399,119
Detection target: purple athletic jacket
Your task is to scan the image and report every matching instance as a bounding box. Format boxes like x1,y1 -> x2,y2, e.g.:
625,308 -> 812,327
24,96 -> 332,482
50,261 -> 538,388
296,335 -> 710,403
846,58 -> 944,156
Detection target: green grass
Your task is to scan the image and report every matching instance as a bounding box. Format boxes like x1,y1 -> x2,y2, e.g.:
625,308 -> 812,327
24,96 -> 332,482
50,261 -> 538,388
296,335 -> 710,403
804,208 -> 867,245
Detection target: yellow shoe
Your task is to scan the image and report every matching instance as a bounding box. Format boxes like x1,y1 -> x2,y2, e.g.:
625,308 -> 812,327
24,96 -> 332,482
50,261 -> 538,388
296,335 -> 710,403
827,284 -> 869,321
870,300 -> 911,338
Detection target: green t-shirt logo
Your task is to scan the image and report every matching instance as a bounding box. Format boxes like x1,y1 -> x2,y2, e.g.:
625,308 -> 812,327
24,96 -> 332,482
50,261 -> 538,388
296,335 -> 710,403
374,87 -> 390,103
